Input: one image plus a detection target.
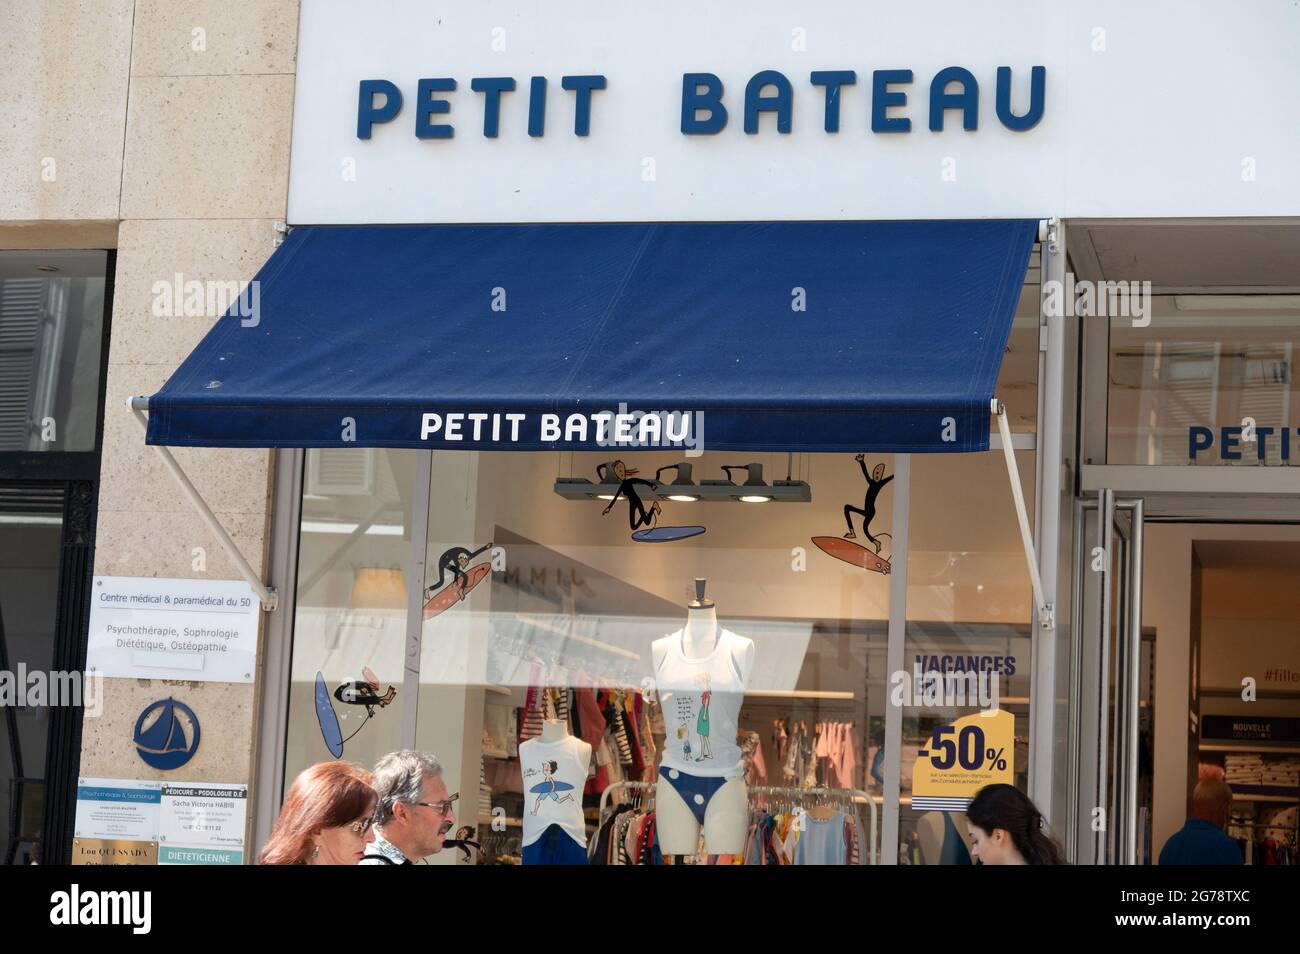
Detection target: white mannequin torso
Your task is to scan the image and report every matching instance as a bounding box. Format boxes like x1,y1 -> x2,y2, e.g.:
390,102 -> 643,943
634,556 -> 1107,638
650,603 -> 756,856
682,604 -> 720,658
653,605 -> 756,682
518,721 -> 591,852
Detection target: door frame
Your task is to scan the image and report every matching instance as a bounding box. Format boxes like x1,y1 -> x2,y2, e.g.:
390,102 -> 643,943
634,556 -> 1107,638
1070,491 -> 1146,864
0,248 -> 114,864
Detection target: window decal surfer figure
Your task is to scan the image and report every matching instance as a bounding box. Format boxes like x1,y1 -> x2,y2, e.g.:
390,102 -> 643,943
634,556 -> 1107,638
598,460 -> 661,530
597,460 -> 705,543
844,454 -> 893,554
427,542 -> 494,602
811,456 -> 893,575
422,543 -> 496,620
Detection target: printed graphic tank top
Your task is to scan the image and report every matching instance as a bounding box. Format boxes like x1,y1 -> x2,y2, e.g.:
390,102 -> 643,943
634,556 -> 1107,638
653,628 -> 750,778
519,734 -> 590,848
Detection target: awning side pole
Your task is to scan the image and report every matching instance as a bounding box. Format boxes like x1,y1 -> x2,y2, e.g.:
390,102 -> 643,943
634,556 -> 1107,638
992,397 -> 1053,629
130,398 -> 278,612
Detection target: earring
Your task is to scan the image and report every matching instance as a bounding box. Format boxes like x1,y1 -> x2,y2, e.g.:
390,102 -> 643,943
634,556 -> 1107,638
312,844 -> 320,861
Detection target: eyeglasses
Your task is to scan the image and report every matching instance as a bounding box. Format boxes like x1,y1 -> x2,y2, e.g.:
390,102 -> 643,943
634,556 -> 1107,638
413,792 -> 459,815
349,816 -> 375,835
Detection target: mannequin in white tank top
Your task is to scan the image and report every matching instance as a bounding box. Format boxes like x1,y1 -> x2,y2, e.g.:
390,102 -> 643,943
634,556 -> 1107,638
652,579 -> 754,857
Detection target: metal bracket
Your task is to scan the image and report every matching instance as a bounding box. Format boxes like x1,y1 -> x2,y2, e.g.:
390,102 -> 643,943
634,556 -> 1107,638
129,396 -> 279,612
992,397 -> 1055,630
1038,216 -> 1061,255
273,220 -> 290,248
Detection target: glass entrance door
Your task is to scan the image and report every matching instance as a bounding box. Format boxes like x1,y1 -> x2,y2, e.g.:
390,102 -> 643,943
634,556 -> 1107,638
1071,490 -> 1147,864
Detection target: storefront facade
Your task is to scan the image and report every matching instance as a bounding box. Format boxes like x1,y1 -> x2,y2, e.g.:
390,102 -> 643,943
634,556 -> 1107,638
6,1 -> 1299,867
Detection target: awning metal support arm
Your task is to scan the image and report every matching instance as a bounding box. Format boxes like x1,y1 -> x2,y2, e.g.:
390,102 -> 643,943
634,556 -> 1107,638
129,396 -> 278,612
992,397 -> 1053,630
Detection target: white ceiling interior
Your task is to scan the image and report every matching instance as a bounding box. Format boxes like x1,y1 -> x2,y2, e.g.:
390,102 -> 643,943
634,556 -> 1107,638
1068,220 -> 1300,293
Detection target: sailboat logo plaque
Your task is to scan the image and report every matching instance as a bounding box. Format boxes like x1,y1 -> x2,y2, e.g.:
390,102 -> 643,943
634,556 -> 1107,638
132,697 -> 201,770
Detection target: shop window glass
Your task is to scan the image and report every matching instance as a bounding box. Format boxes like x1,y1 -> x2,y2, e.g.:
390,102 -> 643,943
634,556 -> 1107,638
901,449 -> 1035,864
0,251 -> 106,453
407,450 -> 891,864
283,449 -> 421,795
1107,298 -> 1300,465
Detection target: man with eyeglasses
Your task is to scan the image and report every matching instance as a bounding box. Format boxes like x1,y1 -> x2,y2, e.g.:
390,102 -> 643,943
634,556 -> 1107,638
360,750 -> 458,865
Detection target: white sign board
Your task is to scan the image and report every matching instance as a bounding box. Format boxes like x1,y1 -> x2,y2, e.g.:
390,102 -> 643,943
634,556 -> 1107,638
87,577 -> 260,683
289,0 -> 1300,224
158,783 -> 248,865
74,778 -> 161,842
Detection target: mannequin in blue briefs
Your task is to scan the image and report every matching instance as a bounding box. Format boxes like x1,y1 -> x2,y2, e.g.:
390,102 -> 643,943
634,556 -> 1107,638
843,455 -> 893,554
651,593 -> 756,858
599,460 -> 662,530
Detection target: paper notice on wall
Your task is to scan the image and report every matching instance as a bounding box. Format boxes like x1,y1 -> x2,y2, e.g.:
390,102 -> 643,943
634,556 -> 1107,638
74,778 -> 161,842
86,576 -> 259,683
911,708 -> 1015,812
158,783 -> 248,865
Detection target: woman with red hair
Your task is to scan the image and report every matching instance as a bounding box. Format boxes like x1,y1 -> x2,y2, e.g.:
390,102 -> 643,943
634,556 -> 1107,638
260,761 -> 377,865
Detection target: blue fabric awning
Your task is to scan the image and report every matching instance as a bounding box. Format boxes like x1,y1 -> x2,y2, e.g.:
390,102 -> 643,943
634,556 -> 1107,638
144,220 -> 1035,453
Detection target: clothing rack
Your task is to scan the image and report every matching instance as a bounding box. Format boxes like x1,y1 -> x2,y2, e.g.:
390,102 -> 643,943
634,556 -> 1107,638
597,780 -> 878,864
598,779 -> 656,821
748,784 -> 878,864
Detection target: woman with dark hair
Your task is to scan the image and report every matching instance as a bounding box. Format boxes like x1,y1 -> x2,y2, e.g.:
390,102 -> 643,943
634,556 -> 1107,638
966,783 -> 1064,865
259,761 -> 377,865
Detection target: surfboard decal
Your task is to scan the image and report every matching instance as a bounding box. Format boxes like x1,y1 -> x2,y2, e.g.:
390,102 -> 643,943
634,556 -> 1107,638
422,562 -> 492,619
632,525 -> 706,543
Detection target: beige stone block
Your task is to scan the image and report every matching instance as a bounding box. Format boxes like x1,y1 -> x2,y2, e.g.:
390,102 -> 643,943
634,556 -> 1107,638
0,1 -> 133,221
0,220 -> 120,249
131,0 -> 300,77
97,363 -> 272,517
78,677 -> 255,785
120,75 -> 294,220
92,507 -> 270,581
107,218 -> 280,368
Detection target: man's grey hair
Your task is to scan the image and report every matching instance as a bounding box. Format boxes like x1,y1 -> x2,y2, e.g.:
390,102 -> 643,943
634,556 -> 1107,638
372,750 -> 443,826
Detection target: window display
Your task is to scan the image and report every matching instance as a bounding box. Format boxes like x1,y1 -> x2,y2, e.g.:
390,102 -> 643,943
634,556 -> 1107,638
288,448 -> 898,864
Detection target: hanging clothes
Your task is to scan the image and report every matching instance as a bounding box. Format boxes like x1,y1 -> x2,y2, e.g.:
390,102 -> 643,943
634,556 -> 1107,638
744,796 -> 868,865
739,730 -> 767,788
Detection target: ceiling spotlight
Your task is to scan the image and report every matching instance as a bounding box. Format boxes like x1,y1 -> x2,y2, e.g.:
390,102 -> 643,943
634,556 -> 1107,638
657,462 -> 699,502
553,464 -> 810,503
721,463 -> 772,502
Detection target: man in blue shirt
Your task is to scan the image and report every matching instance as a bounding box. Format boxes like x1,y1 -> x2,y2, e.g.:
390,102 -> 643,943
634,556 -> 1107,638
1158,780 -> 1243,865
